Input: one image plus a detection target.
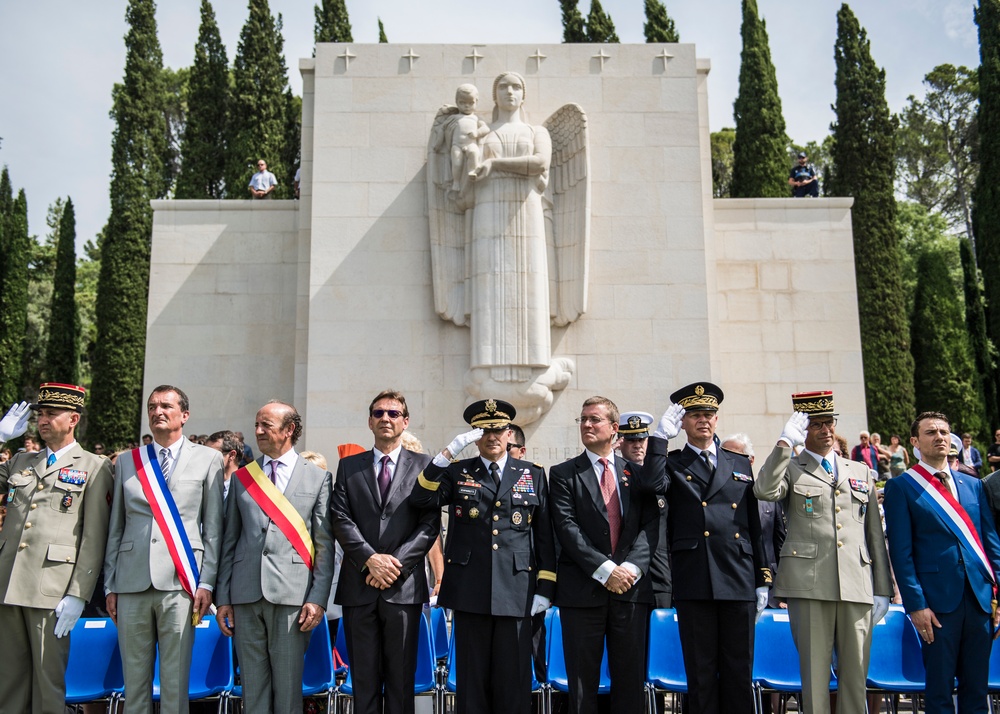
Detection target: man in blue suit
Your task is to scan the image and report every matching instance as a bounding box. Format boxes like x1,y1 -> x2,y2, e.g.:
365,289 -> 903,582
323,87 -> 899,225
884,411 -> 1000,714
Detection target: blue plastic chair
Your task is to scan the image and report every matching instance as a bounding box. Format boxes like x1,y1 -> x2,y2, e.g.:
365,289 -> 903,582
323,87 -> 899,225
335,618 -> 349,672
753,609 -> 837,712
65,618 -> 124,712
335,609 -> 437,712
645,609 -> 687,713
430,607 -> 449,663
545,606 -> 609,713
866,605 -> 926,713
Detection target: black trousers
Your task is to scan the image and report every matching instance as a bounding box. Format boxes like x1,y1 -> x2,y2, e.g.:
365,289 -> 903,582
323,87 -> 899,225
674,599 -> 756,714
342,600 -> 422,714
560,601 -> 650,714
453,610 -> 533,714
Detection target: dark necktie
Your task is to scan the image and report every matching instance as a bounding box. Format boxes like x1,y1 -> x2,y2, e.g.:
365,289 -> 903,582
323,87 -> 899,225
489,461 -> 500,488
599,458 -> 622,554
701,450 -> 715,475
378,455 -> 392,505
936,471 -> 952,495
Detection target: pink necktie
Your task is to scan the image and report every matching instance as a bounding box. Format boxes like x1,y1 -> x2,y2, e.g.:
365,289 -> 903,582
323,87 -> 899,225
599,458 -> 622,555
269,459 -> 278,487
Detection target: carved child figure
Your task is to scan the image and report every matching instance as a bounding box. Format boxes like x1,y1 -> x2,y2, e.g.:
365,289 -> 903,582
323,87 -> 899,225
449,84 -> 490,191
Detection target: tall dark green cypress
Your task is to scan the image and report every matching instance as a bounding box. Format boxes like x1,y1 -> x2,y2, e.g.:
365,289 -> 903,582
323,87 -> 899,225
974,0 -> 1000,401
226,0 -> 291,199
911,246 -> 985,435
559,0 -> 587,43
314,0 -> 353,45
830,4 -> 914,437
281,88 -> 301,189
44,198 -> 79,384
90,0 -> 167,447
175,0 -> 229,199
377,18 -> 387,43
644,0 -> 679,42
730,0 -> 788,198
960,237 -> 999,436
0,187 -> 30,407
586,0 -> 620,42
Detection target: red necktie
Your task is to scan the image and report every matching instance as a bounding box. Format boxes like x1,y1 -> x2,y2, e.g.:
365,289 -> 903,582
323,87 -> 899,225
599,458 -> 622,554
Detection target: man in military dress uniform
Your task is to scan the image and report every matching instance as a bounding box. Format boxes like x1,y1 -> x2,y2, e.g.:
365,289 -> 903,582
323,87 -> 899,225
755,391 -> 892,714
411,398 -> 557,714
0,384 -> 114,714
641,382 -> 770,714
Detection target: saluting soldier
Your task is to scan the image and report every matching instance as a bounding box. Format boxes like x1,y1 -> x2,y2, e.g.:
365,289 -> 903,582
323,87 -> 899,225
411,398 -> 557,714
0,384 -> 114,714
641,382 -> 771,714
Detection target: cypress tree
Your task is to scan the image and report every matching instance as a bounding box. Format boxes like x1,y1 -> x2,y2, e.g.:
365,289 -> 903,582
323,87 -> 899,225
586,0 -> 620,43
0,188 -> 29,408
829,4 -> 914,437
911,246 -> 985,435
378,17 -> 387,43
974,0 -> 1000,394
960,237 -> 999,436
44,198 -> 79,384
730,0 -> 788,198
226,0 -> 291,200
559,0 -> 587,43
281,88 -> 301,190
644,0 -> 679,43
314,0 -> 353,45
175,0 -> 229,199
90,0 -> 168,447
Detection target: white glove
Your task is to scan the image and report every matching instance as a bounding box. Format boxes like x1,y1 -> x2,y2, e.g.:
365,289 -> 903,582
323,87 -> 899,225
653,403 -> 685,440
872,595 -> 890,625
530,594 -> 551,616
54,595 -> 86,638
0,401 -> 31,443
779,412 -> 810,447
445,428 -> 484,458
754,586 -> 769,621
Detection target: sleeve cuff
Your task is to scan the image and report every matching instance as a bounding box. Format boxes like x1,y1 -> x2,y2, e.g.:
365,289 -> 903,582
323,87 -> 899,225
592,559 -> 616,584
622,561 -> 642,582
418,472 -> 441,491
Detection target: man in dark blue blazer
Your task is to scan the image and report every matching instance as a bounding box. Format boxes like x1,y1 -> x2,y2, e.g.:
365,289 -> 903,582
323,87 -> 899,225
550,396 -> 658,714
884,411 -> 1000,714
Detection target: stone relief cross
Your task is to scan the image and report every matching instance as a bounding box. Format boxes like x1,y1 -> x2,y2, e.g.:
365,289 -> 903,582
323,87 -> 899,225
402,48 -> 420,71
593,48 -> 611,70
338,47 -> 356,69
466,47 -> 484,69
529,49 -> 547,71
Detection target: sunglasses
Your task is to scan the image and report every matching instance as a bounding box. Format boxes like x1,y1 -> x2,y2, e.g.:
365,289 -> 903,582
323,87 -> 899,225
506,443 -> 525,451
371,409 -> 404,419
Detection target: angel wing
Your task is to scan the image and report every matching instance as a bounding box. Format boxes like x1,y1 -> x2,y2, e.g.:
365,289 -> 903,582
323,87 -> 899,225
543,103 -> 590,327
427,106 -> 471,326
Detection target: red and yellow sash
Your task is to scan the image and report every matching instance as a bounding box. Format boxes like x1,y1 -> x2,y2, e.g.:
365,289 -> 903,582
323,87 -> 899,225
235,461 -> 314,570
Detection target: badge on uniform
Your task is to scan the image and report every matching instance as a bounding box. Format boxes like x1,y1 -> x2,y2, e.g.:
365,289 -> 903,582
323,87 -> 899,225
733,472 -> 752,483
455,506 -> 464,518
512,470 -> 535,496
804,497 -> 814,514
468,507 -> 480,519
512,511 -> 523,526
5,485 -> 14,504
57,468 -> 88,486
61,493 -> 73,508
848,478 -> 869,494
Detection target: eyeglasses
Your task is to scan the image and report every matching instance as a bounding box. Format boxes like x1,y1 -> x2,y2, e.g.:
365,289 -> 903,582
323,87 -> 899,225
257,162 -> 266,166
507,443 -> 525,451
371,409 -> 404,419
808,419 -> 838,431
575,416 -> 607,425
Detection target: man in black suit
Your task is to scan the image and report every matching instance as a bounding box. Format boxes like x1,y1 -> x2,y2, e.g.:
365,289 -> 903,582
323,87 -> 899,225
550,397 -> 658,714
411,398 -> 557,714
331,390 -> 440,714
641,383 -> 771,714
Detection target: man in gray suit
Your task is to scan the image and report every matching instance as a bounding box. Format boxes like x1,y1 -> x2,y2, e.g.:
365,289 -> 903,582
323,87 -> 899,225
216,400 -> 335,714
754,391 -> 893,714
104,385 -> 225,714
331,389 -> 439,714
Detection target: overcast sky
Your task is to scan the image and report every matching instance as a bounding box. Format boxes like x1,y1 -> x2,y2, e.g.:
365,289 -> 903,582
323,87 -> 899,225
0,0 -> 981,250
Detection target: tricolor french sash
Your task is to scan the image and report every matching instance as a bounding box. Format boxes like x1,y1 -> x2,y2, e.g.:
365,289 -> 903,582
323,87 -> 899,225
235,461 -> 315,570
898,463 -> 996,588
131,445 -> 200,598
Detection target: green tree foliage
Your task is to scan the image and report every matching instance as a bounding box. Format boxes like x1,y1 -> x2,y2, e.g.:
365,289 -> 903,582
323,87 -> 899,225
0,183 -> 30,407
226,0 -> 292,199
314,0 -> 352,46
586,0 -> 620,42
910,245 -> 985,436
90,0 -> 168,448
974,0 -> 1000,395
711,128 -> 735,198
77,236 -> 102,389
898,65 -> 978,244
176,0 -> 229,199
644,0 -> 678,42
830,3 -> 914,437
559,0 -> 587,43
160,66 -> 190,195
730,0 -> 789,198
23,200 -> 62,392
378,17 -> 388,43
45,198 -> 79,384
960,237 -> 999,436
281,88 -> 301,189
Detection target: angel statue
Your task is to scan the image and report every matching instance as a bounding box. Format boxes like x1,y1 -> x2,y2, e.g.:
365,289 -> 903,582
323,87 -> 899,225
427,71 -> 590,424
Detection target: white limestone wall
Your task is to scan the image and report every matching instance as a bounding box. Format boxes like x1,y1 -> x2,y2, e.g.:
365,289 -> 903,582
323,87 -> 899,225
713,197 -> 867,454
144,200 -> 300,437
